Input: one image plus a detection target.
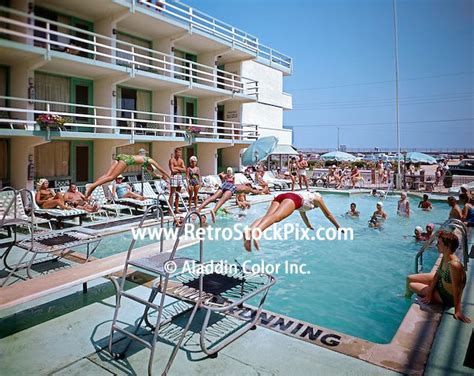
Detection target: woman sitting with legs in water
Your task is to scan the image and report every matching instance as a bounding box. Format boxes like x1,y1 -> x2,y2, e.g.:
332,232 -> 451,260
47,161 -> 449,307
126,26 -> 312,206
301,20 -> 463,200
407,230 -> 471,323
35,179 -> 69,210
243,191 -> 341,252
85,154 -> 170,197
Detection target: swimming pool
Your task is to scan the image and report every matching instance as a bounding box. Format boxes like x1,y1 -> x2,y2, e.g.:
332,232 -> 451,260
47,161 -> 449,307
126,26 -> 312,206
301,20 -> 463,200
92,193 -> 447,343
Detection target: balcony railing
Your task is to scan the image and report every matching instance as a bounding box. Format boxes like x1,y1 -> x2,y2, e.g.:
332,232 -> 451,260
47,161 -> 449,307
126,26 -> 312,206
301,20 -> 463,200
0,96 -> 259,141
0,6 -> 258,97
135,0 -> 293,72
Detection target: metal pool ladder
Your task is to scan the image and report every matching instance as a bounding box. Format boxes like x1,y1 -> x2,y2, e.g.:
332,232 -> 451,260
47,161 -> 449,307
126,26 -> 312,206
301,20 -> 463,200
108,206 -> 276,375
415,218 -> 469,273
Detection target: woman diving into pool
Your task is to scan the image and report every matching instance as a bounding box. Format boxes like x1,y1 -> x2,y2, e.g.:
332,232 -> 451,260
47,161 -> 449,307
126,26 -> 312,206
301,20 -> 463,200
85,154 -> 170,198
243,191 -> 341,252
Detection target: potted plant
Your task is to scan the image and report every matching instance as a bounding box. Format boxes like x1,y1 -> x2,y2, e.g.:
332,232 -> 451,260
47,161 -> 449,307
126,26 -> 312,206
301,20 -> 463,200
36,114 -> 69,131
184,125 -> 201,144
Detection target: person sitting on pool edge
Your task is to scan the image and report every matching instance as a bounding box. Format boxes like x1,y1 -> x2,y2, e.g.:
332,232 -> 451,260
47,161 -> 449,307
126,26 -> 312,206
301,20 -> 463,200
406,230 -> 471,323
418,194 -> 432,211
346,202 -> 360,217
242,191 -> 342,252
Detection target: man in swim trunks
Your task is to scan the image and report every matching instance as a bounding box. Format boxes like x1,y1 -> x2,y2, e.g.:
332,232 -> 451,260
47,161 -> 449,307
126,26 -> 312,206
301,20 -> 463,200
169,148 -> 186,213
64,184 -> 99,212
397,192 -> 410,217
298,154 -> 309,191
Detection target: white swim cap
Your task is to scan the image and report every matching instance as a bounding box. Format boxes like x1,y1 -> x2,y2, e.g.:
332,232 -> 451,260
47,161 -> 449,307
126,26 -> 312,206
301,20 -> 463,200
377,201 -> 383,207
190,156 -> 197,163
415,226 -> 423,232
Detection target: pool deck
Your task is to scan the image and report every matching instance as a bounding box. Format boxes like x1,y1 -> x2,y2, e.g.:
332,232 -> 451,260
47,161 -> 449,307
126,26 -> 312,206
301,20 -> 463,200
0,190 -> 473,375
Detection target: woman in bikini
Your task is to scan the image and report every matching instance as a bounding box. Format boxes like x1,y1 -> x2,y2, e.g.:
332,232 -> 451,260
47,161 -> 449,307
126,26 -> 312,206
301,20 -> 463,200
35,179 -> 69,210
289,157 -> 299,191
186,156 -> 201,210
243,191 -> 341,252
85,154 -> 170,197
407,230 -> 470,323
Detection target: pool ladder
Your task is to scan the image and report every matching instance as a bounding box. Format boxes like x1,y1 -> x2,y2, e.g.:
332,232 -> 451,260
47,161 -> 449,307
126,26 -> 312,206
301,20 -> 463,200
415,218 -> 470,273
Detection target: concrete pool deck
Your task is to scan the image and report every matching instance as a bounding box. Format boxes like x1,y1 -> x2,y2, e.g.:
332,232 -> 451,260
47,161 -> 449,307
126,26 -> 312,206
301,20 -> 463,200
0,277 -> 399,376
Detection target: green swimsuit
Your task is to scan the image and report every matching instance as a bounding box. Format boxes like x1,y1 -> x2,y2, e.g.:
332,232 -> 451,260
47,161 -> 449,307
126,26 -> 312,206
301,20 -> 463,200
115,154 -> 150,168
436,257 -> 462,307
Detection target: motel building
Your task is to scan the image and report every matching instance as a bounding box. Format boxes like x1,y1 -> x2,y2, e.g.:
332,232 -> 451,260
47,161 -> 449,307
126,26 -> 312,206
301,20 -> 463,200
0,0 -> 293,190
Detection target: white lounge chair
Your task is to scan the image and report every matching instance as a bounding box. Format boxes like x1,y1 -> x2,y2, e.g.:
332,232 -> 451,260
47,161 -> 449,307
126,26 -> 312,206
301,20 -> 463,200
107,184 -> 156,211
88,185 -> 133,217
0,189 -> 51,232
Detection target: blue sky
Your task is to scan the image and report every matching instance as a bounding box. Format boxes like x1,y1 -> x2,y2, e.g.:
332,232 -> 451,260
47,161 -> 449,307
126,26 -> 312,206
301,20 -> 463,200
184,0 -> 473,150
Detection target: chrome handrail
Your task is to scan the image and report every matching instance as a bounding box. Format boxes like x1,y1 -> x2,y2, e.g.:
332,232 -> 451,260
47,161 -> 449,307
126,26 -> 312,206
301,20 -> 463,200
415,218 -> 470,272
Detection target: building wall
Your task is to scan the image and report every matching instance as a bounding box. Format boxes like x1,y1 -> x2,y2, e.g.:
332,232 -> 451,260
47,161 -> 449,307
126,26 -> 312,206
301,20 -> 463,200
241,60 -> 292,109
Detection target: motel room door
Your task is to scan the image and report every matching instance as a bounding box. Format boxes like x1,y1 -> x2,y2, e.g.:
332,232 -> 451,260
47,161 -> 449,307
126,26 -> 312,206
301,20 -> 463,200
71,78 -> 93,132
71,141 -> 93,185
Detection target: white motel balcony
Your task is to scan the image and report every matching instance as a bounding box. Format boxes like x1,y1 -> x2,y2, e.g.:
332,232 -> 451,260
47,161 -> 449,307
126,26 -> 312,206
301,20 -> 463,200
32,0 -> 293,74
0,6 -> 259,100
0,96 -> 259,144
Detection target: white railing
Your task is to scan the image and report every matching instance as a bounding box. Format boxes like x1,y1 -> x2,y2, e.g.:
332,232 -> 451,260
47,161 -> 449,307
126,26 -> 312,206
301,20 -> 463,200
0,96 -> 259,141
0,6 -> 258,96
135,0 -> 293,72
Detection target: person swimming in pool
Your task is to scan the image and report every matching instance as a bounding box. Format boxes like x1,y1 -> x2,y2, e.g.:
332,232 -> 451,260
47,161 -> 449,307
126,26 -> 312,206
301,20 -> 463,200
85,153 -> 170,198
346,202 -> 360,217
242,191 -> 341,252
414,226 -> 424,241
407,230 -> 471,323
418,194 -> 432,211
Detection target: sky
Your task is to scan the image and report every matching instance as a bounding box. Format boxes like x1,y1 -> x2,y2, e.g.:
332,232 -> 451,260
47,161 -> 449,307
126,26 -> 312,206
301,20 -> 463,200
183,0 -> 473,150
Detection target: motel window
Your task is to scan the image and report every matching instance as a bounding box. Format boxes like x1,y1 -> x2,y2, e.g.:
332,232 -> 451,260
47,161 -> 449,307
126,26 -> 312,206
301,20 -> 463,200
116,32 -> 152,69
117,87 -> 151,131
0,139 -> 8,180
34,72 -> 71,113
116,143 -> 151,174
34,141 -> 70,179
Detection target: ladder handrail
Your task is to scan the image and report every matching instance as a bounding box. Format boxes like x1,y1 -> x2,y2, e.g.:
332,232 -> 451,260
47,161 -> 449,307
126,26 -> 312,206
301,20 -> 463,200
415,218 -> 470,273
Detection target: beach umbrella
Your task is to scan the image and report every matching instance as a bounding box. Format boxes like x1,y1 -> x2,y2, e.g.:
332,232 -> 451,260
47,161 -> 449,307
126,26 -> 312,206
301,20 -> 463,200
320,151 -> 356,162
241,136 -> 279,166
405,152 -> 437,164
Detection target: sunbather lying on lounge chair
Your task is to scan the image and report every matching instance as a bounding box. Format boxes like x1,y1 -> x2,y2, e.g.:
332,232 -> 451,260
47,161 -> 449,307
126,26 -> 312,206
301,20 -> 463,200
64,184 -> 99,213
35,179 -> 69,210
85,154 -> 170,198
112,175 -> 146,201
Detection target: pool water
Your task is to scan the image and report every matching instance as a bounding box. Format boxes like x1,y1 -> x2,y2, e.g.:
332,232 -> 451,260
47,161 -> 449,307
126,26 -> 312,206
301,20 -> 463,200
93,193 -> 447,344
